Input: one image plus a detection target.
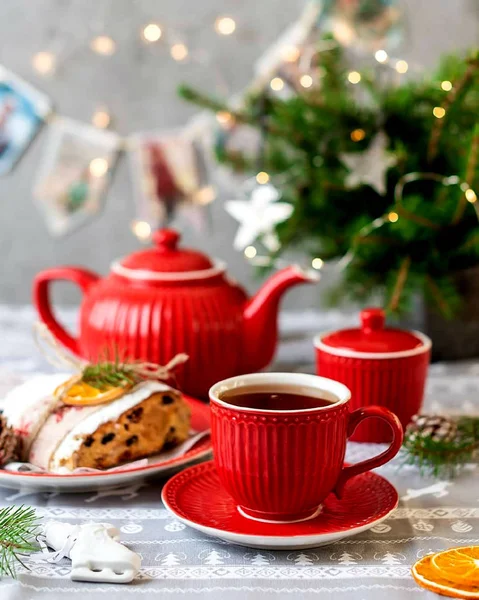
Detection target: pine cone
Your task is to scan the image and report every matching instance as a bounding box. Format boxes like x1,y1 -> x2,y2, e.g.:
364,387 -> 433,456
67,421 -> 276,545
406,414 -> 458,443
0,414 -> 21,466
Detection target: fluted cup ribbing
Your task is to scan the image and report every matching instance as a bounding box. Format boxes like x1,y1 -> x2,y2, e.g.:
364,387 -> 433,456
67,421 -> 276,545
315,332 -> 431,443
209,373 -> 404,523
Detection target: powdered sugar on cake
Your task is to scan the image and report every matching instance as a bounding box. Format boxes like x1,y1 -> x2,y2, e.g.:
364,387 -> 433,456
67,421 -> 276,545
50,381 -> 172,472
0,374 -> 69,454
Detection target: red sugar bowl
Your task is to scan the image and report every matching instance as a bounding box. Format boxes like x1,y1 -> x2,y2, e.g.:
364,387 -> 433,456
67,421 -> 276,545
314,308 -> 431,443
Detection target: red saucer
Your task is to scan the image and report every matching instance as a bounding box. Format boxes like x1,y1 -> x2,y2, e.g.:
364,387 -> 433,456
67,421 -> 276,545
162,460 -> 398,549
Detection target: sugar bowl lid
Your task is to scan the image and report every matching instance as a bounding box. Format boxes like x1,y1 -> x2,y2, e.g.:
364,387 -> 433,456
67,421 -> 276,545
113,229 -> 223,280
316,308 -> 431,358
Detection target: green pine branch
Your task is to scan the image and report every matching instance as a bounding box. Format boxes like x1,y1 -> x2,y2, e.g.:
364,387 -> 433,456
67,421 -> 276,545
179,36 -> 479,317
401,417 -> 479,478
82,362 -> 138,390
0,505 -> 40,578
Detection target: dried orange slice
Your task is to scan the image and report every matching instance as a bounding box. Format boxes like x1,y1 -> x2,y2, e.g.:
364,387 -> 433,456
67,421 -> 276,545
55,376 -> 130,406
412,550 -> 479,599
433,546 -> 479,585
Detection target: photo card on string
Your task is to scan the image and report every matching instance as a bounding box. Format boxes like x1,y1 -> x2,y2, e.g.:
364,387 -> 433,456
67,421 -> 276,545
33,117 -> 121,236
128,125 -> 215,236
0,65 -> 52,175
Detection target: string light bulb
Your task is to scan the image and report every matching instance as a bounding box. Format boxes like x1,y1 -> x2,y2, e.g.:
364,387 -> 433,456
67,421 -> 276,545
92,108 -> 111,129
215,16 -> 236,35
270,77 -> 284,91
282,45 -> 300,62
256,171 -> 270,184
244,246 -> 257,259
375,49 -> 388,63
216,111 -> 234,127
465,188 -> 477,203
32,51 -> 56,75
142,23 -> 162,43
89,158 -> 109,178
132,220 -> 152,240
388,211 -> 399,223
395,60 -> 408,74
90,35 -> 116,56
300,74 -> 313,88
351,129 -> 366,142
170,43 -> 188,61
195,186 -> 216,205
441,80 -> 453,91
347,71 -> 361,84
433,106 -> 446,119
311,257 -> 324,270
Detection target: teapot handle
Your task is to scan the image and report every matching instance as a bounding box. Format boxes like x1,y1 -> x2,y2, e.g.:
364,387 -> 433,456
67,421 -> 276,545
33,267 -> 100,357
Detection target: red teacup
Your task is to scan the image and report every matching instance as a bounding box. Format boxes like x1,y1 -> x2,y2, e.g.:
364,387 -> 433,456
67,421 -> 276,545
209,372 -> 403,524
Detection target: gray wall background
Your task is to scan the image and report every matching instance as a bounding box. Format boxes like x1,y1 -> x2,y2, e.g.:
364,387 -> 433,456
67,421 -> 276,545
0,0 -> 478,308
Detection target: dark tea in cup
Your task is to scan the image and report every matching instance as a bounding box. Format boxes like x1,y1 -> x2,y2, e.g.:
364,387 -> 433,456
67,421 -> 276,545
219,386 -> 335,411
210,373 -> 403,524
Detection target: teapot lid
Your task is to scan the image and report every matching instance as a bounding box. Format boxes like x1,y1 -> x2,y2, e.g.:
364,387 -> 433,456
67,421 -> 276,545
317,308 -> 430,356
118,229 -> 215,275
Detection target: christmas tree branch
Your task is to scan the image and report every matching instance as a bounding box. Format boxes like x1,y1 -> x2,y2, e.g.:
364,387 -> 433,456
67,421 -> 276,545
178,85 -> 282,137
395,205 -> 440,230
452,123 -> 479,224
178,85 -> 242,121
388,256 -> 411,312
457,229 -> 479,253
425,275 -> 455,318
0,506 -> 40,578
428,55 -> 479,162
181,41 -> 479,317
465,122 -> 479,185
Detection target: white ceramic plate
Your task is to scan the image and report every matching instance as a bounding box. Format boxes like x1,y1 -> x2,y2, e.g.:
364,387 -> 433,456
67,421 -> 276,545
0,395 -> 211,492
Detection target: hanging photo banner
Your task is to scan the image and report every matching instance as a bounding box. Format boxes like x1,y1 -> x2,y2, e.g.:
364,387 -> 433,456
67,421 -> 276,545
0,65 -> 52,176
33,117 -> 121,236
128,124 -> 215,235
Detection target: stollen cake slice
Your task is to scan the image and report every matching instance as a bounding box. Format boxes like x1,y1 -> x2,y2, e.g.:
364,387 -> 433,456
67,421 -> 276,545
3,378 -> 190,473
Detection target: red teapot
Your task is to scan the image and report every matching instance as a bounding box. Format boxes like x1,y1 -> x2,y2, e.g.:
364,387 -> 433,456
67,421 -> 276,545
33,229 -> 318,398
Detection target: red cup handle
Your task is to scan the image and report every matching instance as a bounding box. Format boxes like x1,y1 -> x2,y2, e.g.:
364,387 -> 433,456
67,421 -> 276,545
33,267 -> 100,357
334,406 -> 403,499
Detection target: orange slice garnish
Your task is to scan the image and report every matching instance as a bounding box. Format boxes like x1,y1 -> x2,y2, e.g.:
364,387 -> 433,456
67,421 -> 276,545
412,549 -> 479,599
55,376 -> 130,406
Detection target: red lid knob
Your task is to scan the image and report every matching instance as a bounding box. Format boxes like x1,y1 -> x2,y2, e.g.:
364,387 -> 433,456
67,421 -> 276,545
118,227 -> 214,273
320,307 -> 425,353
153,229 -> 180,251
361,308 -> 385,334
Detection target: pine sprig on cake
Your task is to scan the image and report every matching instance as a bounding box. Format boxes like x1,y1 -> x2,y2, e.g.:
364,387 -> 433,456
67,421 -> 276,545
55,352 -> 189,407
81,361 -> 139,391
0,505 -> 40,578
80,346 -> 139,391
402,414 -> 479,478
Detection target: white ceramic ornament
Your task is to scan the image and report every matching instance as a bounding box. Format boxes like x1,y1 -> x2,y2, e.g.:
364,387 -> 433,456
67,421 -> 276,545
225,182 -> 293,251
42,521 -> 141,583
340,131 -> 396,195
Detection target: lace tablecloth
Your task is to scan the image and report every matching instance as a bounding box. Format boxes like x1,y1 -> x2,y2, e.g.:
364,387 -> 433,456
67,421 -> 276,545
0,305 -> 478,600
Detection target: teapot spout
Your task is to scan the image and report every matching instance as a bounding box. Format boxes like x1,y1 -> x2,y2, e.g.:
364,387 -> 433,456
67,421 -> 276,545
242,266 -> 320,372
